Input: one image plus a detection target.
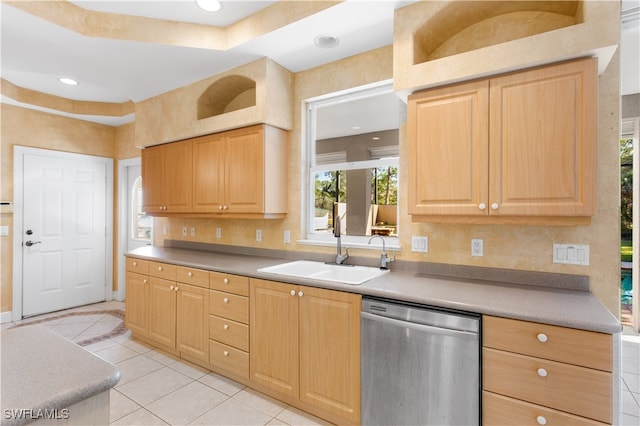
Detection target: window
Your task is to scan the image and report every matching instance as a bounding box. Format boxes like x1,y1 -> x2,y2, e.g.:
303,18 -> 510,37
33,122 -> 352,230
131,177 -> 151,241
304,81 -> 402,248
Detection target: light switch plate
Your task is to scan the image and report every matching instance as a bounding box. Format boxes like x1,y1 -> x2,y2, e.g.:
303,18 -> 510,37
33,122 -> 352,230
411,236 -> 428,253
553,244 -> 589,266
0,225 -> 8,236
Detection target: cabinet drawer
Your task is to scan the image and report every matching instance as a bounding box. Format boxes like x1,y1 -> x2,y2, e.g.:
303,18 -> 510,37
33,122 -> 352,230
483,391 -> 607,425
483,316 -> 612,371
126,257 -> 149,274
483,348 -> 611,424
209,315 -> 249,351
209,340 -> 248,379
149,261 -> 177,280
176,266 -> 209,288
210,290 -> 249,324
210,271 -> 249,296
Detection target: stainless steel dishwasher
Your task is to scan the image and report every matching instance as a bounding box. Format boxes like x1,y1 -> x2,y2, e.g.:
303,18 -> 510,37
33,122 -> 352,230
361,297 -> 480,425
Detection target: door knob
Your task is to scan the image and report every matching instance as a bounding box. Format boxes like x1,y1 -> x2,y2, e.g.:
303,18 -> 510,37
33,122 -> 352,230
25,240 -> 41,247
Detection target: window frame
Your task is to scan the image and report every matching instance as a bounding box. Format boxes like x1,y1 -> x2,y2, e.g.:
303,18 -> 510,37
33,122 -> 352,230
301,80 -> 401,250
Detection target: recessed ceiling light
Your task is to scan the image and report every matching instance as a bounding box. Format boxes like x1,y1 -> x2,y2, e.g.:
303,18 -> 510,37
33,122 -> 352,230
196,0 -> 221,12
372,136 -> 381,140
314,34 -> 339,48
58,77 -> 79,86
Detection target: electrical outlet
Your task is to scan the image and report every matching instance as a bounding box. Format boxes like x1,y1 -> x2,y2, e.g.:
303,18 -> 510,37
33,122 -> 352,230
411,236 -> 428,253
256,229 -> 262,242
284,230 -> 291,244
182,226 -> 188,237
190,226 -> 196,236
216,227 -> 222,239
471,239 -> 483,257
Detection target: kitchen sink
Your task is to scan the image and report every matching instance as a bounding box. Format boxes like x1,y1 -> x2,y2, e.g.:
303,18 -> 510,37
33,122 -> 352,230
257,260 -> 389,285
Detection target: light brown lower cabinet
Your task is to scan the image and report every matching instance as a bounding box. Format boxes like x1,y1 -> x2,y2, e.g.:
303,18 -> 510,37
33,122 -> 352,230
482,315 -> 613,425
250,278 -> 361,424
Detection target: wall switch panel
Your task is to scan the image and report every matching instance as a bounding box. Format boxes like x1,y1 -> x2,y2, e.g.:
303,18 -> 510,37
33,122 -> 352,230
162,224 -> 168,235
411,236 -> 428,253
182,226 -> 188,237
0,225 -> 8,236
283,230 -> 291,244
216,227 -> 222,239
553,244 -> 589,265
256,229 -> 262,242
471,239 -> 483,257
190,226 -> 196,236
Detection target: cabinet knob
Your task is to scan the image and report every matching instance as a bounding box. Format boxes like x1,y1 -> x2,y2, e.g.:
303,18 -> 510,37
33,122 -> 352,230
175,286 -> 179,292
143,279 -> 147,284
158,266 -> 163,271
223,205 -> 228,211
219,206 -> 224,211
491,203 -> 499,210
223,351 -> 229,357
537,368 -> 548,378
170,286 -> 174,290
478,203 -> 486,210
188,272 -> 193,277
223,324 -> 229,330
133,261 -> 137,266
536,416 -> 547,425
290,290 -> 296,296
298,291 -> 304,298
537,333 -> 548,343
223,278 -> 229,284
223,297 -> 229,303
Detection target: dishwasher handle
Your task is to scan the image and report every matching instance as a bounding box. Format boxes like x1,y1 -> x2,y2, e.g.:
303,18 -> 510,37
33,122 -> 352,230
361,311 -> 478,339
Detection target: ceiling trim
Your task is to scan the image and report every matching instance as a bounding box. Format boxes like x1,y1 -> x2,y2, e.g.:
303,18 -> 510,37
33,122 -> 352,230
1,79 -> 134,117
4,0 -> 341,51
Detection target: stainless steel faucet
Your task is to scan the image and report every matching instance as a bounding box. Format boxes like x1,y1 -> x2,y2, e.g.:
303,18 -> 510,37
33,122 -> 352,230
368,235 -> 394,270
334,216 -> 349,264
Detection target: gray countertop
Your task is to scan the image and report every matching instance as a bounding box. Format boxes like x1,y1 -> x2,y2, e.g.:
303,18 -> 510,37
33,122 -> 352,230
127,245 -> 621,334
1,325 -> 121,426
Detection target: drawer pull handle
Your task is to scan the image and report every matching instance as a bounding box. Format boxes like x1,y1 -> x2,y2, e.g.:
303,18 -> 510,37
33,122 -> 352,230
223,278 -> 229,284
223,324 -> 229,330
537,333 -> 548,343
188,272 -> 193,277
536,416 -> 547,425
223,351 -> 229,357
537,368 -> 548,378
223,297 -> 229,303
133,261 -> 137,266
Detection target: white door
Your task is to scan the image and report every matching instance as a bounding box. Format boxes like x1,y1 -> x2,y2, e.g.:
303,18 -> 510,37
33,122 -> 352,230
21,152 -> 108,317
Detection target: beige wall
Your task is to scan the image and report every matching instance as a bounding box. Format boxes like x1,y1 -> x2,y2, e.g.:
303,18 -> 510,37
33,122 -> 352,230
153,44 -> 621,316
0,104 -> 135,312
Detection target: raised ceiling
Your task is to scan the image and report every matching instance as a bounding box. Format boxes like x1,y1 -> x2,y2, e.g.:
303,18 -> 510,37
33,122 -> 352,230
1,0 -> 638,128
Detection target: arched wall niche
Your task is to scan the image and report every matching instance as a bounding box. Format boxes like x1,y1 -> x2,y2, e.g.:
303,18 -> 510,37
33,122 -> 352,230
413,1 -> 581,65
197,75 -> 256,120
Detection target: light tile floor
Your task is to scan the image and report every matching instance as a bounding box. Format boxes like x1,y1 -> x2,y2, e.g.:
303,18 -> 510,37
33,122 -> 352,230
4,301 -> 640,425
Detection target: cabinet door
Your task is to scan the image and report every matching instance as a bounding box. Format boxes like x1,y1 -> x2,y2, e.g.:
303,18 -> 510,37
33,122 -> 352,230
164,141 -> 193,212
408,80 -> 489,216
299,287 -> 361,423
250,279 -> 299,398
176,283 -> 209,362
224,126 -> 265,213
125,272 -> 149,336
193,134 -> 225,212
141,145 -> 165,213
148,277 -> 177,349
488,58 -> 596,216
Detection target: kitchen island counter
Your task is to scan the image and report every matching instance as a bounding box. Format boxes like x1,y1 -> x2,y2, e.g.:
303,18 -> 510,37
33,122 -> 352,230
1,325 -> 121,426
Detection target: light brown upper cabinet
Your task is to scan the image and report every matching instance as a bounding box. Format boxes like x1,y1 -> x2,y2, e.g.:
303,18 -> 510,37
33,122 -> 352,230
143,124 -> 288,219
142,141 -> 193,214
408,58 -> 597,224
193,125 -> 287,218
